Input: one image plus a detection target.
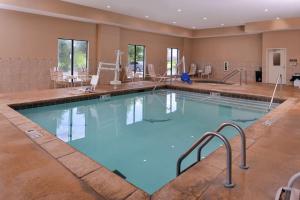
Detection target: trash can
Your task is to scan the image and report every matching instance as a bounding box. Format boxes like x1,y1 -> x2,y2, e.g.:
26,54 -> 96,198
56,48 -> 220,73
255,71 -> 262,82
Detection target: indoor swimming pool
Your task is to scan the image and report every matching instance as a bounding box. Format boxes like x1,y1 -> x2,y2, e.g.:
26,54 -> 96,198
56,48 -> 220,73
18,89 -> 278,194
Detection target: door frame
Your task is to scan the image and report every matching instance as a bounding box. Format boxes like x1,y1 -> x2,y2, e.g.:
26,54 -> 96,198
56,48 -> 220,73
266,48 -> 287,84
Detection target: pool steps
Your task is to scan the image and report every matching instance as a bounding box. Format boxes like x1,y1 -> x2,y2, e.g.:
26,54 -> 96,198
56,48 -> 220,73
157,89 -> 278,107
155,90 -> 278,112
99,94 -> 111,101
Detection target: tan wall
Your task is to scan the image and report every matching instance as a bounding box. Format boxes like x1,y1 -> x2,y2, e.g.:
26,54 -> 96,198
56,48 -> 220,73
245,18 -> 300,33
183,38 -> 192,69
262,30 -> 300,84
1,9 -> 299,92
120,29 -> 184,75
95,25 -> 185,83
1,0 -> 300,39
97,25 -> 121,83
191,34 -> 262,82
193,26 -> 246,38
0,0 -> 192,38
0,10 -> 186,91
0,9 -> 97,92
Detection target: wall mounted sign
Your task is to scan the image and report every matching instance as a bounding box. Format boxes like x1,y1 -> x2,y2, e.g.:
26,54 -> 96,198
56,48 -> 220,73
224,61 -> 229,71
289,59 -> 298,66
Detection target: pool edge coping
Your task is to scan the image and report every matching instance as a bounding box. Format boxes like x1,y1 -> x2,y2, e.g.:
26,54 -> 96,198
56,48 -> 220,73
0,83 -> 293,200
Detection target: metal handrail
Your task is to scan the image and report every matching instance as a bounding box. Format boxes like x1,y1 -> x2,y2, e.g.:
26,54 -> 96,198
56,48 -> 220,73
268,74 -> 282,111
287,172 -> 300,188
222,69 -> 240,82
197,122 -> 249,169
176,131 -> 235,188
222,69 -> 244,85
152,70 -> 170,91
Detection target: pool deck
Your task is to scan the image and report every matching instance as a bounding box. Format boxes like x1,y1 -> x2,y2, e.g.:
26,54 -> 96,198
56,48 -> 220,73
0,81 -> 300,200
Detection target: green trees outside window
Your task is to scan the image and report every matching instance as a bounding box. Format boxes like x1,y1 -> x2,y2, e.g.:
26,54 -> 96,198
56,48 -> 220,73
58,39 -> 72,73
58,39 -> 88,76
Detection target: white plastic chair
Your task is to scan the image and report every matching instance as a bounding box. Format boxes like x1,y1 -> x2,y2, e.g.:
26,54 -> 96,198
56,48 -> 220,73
125,66 -> 135,82
50,68 -> 67,88
188,64 -> 197,77
201,65 -> 212,79
90,75 -> 99,91
77,71 -> 92,86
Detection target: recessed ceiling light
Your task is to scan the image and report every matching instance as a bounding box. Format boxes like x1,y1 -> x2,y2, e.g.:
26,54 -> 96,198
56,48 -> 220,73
172,21 -> 177,24
177,9 -> 182,12
203,17 -> 207,20
264,8 -> 269,12
106,5 -> 111,9
145,15 -> 149,18
276,17 -> 280,20
221,23 -> 225,26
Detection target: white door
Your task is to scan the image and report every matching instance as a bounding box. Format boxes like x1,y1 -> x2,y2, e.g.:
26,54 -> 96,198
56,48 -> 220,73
268,49 -> 286,84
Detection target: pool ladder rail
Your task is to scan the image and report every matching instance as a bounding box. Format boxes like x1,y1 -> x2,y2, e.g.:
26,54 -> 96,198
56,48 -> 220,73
152,70 -> 172,92
268,74 -> 282,112
176,122 -> 249,188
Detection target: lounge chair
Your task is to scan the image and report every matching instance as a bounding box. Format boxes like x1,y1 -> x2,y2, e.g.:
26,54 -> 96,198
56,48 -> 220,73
275,172 -> 300,200
125,66 -> 135,82
120,66 -> 140,82
201,65 -> 212,79
146,64 -> 170,82
89,75 -> 99,91
188,63 -> 197,77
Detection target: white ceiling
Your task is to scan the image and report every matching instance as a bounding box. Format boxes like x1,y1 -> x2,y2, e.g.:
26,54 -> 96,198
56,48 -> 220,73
62,0 -> 300,29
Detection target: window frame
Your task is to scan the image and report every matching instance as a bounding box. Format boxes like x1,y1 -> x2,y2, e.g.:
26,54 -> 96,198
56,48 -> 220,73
128,44 -> 146,78
57,38 -> 89,76
167,48 -> 179,76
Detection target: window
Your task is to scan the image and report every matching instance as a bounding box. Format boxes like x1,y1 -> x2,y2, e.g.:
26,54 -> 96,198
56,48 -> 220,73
167,48 -> 179,76
273,52 -> 281,66
58,39 -> 88,76
56,108 -> 86,142
166,93 -> 177,114
126,97 -> 144,125
128,44 -> 145,78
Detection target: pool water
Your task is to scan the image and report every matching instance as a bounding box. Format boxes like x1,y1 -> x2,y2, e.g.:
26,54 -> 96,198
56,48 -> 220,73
19,89 -> 274,194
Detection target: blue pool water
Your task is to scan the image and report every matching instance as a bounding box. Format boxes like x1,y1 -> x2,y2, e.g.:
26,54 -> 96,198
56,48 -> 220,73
19,89 -> 274,194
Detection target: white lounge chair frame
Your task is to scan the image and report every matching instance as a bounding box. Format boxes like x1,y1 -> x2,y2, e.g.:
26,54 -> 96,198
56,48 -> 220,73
146,64 -> 170,82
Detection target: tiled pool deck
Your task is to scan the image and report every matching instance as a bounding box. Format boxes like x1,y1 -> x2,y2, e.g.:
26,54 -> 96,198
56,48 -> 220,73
1,81 -> 300,200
